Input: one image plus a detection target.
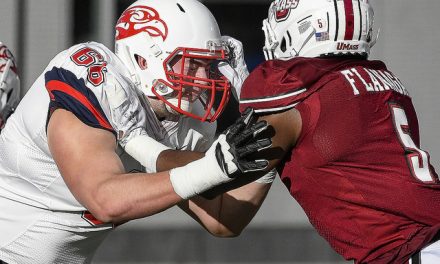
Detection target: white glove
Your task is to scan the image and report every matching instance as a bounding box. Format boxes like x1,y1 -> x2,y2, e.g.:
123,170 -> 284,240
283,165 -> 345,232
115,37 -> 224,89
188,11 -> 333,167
169,108 -> 272,199
218,36 -> 249,100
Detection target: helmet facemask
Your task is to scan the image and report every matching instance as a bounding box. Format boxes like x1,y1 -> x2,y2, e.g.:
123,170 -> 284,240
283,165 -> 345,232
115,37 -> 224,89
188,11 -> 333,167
152,44 -> 230,122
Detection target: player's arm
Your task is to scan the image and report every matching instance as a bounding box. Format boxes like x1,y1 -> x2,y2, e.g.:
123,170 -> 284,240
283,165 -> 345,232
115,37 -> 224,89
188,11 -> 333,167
47,109 -> 181,224
156,150 -> 204,172
178,108 -> 301,236
139,138 -> 271,236
256,108 -> 302,170
48,108 -> 270,226
155,146 -> 273,237
44,59 -> 183,224
197,107 -> 301,196
180,178 -> 272,237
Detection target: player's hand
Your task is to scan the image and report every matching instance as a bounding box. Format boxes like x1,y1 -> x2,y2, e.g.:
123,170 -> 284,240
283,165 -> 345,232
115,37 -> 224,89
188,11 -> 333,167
169,108 -> 272,199
212,107 -> 271,177
218,36 -> 249,100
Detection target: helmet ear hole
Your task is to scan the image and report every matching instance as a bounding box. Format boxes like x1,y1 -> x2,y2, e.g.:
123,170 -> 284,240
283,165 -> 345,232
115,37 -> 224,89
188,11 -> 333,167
280,37 -> 287,53
176,3 -> 185,12
134,54 -> 148,70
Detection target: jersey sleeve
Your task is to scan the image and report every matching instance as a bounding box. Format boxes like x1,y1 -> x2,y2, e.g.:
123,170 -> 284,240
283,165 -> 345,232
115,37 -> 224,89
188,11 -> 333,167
45,66 -> 115,134
44,42 -> 167,147
239,60 -> 308,114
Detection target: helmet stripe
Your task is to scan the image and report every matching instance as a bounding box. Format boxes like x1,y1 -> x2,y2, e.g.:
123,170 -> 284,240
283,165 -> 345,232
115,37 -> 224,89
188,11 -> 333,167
332,0 -> 340,41
333,0 -> 339,41
358,0 -> 363,40
356,0 -> 363,41
343,0 -> 355,40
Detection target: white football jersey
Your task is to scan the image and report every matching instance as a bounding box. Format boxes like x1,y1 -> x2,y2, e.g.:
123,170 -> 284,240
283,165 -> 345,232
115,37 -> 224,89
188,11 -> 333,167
0,42 -> 216,264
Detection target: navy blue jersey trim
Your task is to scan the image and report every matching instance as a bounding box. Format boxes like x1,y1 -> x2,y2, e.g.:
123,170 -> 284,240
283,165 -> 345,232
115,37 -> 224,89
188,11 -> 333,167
44,67 -> 115,134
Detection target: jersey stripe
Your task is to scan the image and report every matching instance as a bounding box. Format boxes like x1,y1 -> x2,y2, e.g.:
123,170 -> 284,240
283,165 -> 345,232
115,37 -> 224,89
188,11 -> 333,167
239,89 -> 306,113
240,89 -> 306,104
254,102 -> 299,113
46,80 -> 113,131
44,67 -> 113,132
357,0 -> 363,41
332,0 -> 340,41
343,0 -> 355,40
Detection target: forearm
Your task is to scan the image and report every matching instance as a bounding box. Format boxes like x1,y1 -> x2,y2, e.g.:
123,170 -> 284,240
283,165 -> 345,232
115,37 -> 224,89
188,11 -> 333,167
91,148 -> 233,224
86,143 -> 241,223
156,149 -> 204,172
217,182 -> 271,235
89,171 -> 182,224
181,181 -> 272,237
75,140 -> 241,224
124,135 -> 204,173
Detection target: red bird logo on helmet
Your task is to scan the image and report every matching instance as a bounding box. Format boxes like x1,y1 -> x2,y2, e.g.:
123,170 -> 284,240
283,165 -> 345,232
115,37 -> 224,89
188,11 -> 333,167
115,5 -> 168,41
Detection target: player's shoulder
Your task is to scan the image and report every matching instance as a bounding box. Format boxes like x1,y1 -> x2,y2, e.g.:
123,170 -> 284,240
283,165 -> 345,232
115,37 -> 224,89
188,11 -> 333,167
239,57 -> 388,113
241,57 -> 368,99
49,42 -> 111,67
45,42 -> 130,88
43,42 -> 139,135
44,41 -> 137,107
239,58 -> 323,113
65,42 -> 116,62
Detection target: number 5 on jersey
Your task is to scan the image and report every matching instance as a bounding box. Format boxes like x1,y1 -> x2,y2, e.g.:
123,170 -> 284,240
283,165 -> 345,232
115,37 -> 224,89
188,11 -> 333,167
390,103 -> 438,183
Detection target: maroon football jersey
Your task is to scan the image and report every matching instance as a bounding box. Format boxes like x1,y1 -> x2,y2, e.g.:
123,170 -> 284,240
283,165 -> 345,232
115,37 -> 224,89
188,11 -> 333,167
240,57 -> 440,263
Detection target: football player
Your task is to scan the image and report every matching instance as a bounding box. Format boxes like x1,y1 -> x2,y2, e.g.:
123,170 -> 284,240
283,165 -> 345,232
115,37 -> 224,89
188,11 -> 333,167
0,0 -> 274,263
237,0 -> 440,263
0,42 -> 20,130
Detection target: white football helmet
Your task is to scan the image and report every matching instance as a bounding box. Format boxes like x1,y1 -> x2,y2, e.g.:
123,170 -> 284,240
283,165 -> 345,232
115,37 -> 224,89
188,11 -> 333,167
0,42 -> 20,128
262,0 -> 376,60
115,0 -> 231,122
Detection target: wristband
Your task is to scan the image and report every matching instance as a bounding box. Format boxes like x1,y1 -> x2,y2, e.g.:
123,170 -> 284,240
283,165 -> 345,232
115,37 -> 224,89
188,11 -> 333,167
169,139 -> 233,199
124,135 -> 171,173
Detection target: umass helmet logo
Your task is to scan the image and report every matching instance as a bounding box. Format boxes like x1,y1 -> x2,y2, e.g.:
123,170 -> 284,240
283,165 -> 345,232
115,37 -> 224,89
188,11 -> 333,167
272,0 -> 300,22
115,5 -> 168,41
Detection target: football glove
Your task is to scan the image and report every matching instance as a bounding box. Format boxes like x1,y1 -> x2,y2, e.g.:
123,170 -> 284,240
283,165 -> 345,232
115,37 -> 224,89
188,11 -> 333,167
169,108 -> 271,199
218,36 -> 249,100
216,107 -> 271,176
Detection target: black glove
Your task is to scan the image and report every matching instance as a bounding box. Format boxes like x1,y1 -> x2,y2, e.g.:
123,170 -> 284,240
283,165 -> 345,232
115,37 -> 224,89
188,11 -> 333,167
214,107 -> 272,178
200,108 -> 276,199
